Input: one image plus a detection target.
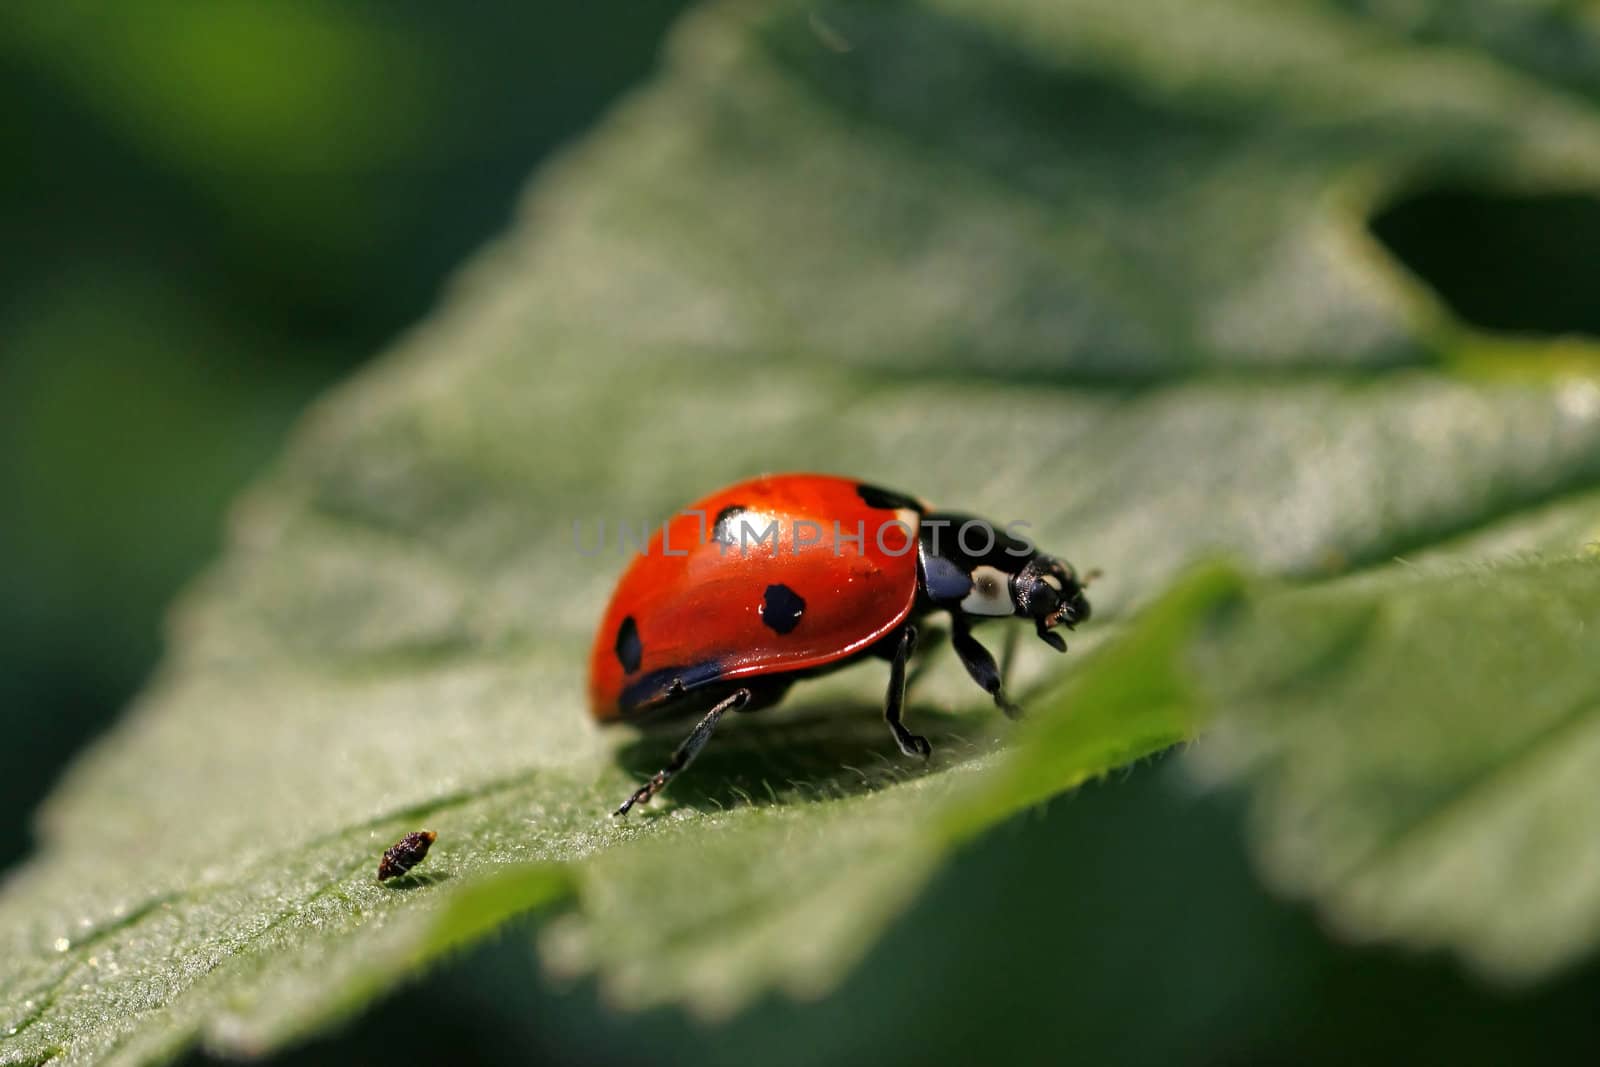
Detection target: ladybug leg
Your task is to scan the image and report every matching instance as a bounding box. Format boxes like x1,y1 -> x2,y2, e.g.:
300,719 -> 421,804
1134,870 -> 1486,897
613,688 -> 751,817
951,617 -> 1023,720
884,625 -> 932,759
904,624 -> 946,693
998,622 -> 1020,690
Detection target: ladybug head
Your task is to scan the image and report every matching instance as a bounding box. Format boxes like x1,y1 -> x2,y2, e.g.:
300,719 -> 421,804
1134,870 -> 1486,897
1013,554 -> 1093,653
915,511 -> 1096,651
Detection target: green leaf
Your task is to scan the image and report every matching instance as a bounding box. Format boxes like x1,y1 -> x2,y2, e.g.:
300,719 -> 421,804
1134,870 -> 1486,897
7,0 -> 1600,1061
1190,549 -> 1600,985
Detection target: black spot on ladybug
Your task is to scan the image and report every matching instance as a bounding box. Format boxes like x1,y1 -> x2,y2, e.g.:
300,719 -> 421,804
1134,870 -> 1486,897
856,482 -> 924,513
712,504 -> 747,546
761,583 -> 806,635
615,616 -> 643,674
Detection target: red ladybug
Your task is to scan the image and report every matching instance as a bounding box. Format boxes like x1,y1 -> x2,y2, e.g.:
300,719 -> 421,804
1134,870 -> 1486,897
590,473 -> 1093,816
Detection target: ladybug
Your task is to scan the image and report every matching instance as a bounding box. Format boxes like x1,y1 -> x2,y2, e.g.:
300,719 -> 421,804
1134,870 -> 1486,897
590,473 -> 1094,816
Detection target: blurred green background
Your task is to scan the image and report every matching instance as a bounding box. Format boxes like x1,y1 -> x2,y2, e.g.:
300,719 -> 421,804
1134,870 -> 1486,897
7,3 -> 1600,1065
0,0 -> 688,870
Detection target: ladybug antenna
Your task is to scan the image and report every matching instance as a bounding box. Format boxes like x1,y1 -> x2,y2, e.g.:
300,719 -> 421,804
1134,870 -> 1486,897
1081,567 -> 1103,587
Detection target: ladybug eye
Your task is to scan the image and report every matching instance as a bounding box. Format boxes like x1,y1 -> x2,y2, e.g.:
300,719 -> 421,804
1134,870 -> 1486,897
1034,580 -> 1060,611
1020,572 -> 1064,624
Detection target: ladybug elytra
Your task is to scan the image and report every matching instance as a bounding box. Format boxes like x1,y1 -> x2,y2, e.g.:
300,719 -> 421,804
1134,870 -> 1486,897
589,473 -> 1093,815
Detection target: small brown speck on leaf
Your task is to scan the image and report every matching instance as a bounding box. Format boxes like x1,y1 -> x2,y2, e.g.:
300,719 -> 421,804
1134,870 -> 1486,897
377,830 -> 438,882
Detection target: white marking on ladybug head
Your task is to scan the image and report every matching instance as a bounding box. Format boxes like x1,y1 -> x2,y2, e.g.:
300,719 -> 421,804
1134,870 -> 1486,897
961,565 -> 1014,616
1041,574 -> 1063,593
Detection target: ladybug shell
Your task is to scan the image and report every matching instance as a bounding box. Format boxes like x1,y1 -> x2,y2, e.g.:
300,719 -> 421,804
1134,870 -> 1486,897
588,474 -> 924,722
